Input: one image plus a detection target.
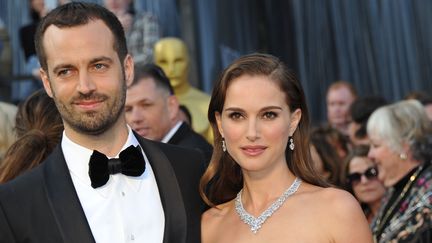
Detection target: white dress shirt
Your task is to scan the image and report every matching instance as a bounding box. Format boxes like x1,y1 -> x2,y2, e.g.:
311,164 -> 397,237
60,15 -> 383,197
62,127 -> 165,243
161,121 -> 182,144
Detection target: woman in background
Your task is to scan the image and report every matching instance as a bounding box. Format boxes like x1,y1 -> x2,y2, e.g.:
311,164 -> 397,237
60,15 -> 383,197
0,89 -> 63,182
342,145 -> 386,224
310,125 -> 344,187
367,99 -> 432,242
200,53 -> 372,243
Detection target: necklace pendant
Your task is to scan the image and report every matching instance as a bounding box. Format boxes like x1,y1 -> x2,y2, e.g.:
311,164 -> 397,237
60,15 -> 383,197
235,177 -> 302,234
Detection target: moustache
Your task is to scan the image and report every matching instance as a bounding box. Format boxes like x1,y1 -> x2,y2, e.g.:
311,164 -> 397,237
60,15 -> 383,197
71,92 -> 108,103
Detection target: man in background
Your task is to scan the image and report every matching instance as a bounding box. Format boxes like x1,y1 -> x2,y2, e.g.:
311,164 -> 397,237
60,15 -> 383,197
326,81 -> 357,136
125,63 -> 212,164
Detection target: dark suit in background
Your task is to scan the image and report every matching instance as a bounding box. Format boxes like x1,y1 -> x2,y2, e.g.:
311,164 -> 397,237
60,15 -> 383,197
168,122 -> 213,165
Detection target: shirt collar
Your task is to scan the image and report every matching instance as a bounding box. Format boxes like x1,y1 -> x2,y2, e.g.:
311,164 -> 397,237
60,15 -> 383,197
62,126 -> 146,195
161,121 -> 183,143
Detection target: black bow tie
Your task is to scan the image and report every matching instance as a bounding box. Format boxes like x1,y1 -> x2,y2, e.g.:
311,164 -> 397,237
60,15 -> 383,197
88,145 -> 146,188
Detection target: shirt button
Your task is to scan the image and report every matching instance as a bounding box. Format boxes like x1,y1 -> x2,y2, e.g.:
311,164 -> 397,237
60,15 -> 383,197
131,234 -> 135,241
121,191 -> 125,196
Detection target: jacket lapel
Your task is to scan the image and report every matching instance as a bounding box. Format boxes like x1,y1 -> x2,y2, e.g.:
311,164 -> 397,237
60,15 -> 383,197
167,122 -> 188,145
136,135 -> 187,243
43,145 -> 95,243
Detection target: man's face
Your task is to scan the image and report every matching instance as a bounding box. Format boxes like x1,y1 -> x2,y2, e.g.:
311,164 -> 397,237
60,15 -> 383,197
326,86 -> 355,129
125,78 -> 178,141
40,20 -> 133,138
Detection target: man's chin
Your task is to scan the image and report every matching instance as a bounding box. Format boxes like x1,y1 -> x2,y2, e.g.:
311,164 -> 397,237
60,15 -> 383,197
136,131 -> 149,138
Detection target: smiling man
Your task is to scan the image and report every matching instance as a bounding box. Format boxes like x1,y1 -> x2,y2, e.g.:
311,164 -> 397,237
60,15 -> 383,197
0,3 -> 205,243
125,63 -> 212,164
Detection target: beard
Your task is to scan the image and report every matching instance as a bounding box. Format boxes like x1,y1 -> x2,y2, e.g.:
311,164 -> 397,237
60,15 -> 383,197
51,79 -> 127,136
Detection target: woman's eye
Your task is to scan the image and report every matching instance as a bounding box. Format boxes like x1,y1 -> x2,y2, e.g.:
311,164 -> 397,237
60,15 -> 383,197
263,111 -> 277,120
228,112 -> 243,120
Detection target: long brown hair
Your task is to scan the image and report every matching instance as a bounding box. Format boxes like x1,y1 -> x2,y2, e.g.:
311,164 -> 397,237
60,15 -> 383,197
310,125 -> 345,187
0,89 -> 63,183
200,53 -> 329,206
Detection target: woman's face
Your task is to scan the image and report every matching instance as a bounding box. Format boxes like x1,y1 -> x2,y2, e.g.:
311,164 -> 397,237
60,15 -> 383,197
310,145 -> 330,179
368,133 -> 404,187
348,156 -> 385,204
215,75 -> 301,176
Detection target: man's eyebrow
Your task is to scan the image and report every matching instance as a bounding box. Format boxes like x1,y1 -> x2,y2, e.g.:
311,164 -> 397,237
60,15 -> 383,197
89,56 -> 113,64
52,64 -> 74,74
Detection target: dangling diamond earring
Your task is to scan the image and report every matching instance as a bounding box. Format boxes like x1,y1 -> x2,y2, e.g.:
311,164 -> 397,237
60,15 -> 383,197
222,139 -> 227,152
289,136 -> 294,151
400,153 -> 407,160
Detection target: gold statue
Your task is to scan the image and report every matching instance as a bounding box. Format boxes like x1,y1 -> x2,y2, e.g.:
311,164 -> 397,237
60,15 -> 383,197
154,37 -> 213,143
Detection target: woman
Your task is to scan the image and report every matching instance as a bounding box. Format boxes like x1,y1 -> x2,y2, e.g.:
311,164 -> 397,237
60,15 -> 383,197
0,89 -> 63,182
200,53 -> 372,242
367,99 -> 432,242
310,125 -> 344,187
342,145 -> 386,224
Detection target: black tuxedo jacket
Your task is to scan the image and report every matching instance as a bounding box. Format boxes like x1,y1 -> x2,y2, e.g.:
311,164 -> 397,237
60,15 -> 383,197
168,122 -> 213,165
0,135 -> 206,243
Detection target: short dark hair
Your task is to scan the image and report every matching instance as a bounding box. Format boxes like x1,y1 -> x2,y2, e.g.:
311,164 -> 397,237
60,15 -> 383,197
350,95 -> 387,139
35,2 -> 128,71
405,90 -> 432,105
131,63 -> 174,95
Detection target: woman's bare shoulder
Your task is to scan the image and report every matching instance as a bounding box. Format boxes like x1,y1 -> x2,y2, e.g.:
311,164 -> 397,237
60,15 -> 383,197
299,183 -> 359,206
202,200 -> 234,243
316,187 -> 362,210
296,184 -> 373,242
202,200 -> 233,226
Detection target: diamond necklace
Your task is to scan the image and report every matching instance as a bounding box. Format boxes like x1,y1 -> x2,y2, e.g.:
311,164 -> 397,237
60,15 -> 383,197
235,177 -> 302,234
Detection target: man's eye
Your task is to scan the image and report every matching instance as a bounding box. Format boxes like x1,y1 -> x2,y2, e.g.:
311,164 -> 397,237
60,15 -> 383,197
58,69 -> 70,76
94,63 -> 106,70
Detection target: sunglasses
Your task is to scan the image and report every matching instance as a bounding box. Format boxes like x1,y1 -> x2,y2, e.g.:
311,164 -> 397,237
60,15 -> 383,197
347,166 -> 378,185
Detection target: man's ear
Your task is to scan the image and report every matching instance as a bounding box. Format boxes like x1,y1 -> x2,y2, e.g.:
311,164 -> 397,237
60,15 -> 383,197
215,111 -> 224,138
167,95 -> 180,121
40,68 -> 53,98
124,54 -> 134,87
289,108 -> 302,135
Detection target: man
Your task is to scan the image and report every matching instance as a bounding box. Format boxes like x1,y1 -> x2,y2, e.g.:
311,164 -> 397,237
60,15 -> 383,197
347,95 -> 387,146
125,64 -> 212,164
326,81 -> 357,136
0,3 -> 205,243
154,38 -> 213,143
